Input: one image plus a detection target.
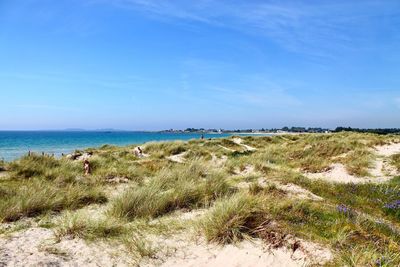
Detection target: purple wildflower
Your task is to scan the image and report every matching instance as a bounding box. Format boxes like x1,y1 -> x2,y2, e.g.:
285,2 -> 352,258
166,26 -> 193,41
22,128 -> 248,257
383,200 -> 400,210
337,204 -> 351,214
375,256 -> 387,267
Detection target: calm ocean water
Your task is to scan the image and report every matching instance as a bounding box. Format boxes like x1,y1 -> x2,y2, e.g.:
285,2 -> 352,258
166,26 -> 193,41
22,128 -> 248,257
0,131 -> 261,161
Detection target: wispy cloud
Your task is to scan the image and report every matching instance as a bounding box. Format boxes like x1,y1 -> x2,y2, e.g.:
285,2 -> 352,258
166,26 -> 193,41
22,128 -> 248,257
0,71 -> 147,90
93,0 -> 400,57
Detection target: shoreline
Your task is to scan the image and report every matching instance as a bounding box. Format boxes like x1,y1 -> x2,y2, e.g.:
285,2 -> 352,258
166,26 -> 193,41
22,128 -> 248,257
0,132 -> 274,162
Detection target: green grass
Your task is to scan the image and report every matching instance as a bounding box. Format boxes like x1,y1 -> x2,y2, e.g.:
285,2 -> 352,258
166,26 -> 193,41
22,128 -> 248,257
198,193 -> 266,243
0,179 -> 106,222
0,159 -> 6,172
109,161 -> 234,219
391,154 -> 400,172
1,132 -> 400,265
55,211 -> 126,240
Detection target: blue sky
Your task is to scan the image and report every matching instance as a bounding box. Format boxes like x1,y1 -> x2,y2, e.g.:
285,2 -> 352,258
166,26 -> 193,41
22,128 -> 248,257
1,0 -> 399,130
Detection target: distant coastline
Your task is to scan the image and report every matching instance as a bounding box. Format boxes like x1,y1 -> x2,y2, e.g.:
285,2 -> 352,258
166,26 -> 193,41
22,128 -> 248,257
0,131 -> 273,162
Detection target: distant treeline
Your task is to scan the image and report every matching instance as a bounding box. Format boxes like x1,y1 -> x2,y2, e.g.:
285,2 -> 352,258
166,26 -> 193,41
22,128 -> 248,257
334,127 -> 400,135
161,127 -> 400,135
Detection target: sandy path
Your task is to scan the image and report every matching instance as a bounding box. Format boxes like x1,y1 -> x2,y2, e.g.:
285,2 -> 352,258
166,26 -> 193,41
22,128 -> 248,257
232,138 -> 257,151
305,163 -> 394,184
304,143 -> 400,184
218,145 -> 235,152
167,152 -> 187,163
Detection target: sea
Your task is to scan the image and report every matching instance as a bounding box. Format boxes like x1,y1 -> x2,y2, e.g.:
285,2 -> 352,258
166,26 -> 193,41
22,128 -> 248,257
0,131 -> 267,161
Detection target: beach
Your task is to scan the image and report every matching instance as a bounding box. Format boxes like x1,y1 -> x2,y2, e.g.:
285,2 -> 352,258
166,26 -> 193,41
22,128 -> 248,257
0,131 -> 273,162
1,132 -> 400,266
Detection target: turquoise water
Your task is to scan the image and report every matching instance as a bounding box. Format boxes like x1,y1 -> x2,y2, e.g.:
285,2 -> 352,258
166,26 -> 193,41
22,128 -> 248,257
0,131 -> 258,161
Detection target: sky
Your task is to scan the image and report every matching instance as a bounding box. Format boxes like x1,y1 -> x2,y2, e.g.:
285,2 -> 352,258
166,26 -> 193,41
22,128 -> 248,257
0,0 -> 399,130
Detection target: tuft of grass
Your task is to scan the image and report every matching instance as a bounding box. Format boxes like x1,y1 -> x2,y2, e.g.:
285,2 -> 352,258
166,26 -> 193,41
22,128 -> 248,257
341,148 -> 373,176
55,211 -> 126,240
143,141 -> 187,159
0,159 -> 6,172
110,162 -> 234,220
198,193 -> 266,244
0,180 -> 107,222
123,234 -> 157,259
9,154 -> 61,179
391,154 -> 400,172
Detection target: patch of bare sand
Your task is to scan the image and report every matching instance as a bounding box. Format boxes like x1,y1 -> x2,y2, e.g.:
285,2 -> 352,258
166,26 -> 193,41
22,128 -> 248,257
255,178 -> 323,201
173,209 -> 207,222
218,145 -> 235,152
0,228 -> 131,267
210,154 -> 227,167
236,175 -> 323,201
275,183 -> 323,201
167,152 -> 187,163
305,143 -> 400,184
142,234 -> 332,267
305,163 -> 393,184
232,138 -> 257,151
369,158 -> 398,178
234,165 -> 256,176
375,143 -> 400,157
0,171 -> 8,179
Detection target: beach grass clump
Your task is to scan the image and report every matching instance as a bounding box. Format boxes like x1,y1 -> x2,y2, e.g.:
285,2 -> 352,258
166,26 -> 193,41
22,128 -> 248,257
255,133 -> 380,174
8,154 -> 85,183
340,148 -> 373,176
110,161 -> 234,220
391,153 -> 400,172
0,159 -> 6,172
89,157 -> 147,183
9,154 -> 61,179
198,193 -> 266,243
143,141 -> 187,159
0,179 -> 106,222
123,234 -> 157,259
55,211 -> 126,240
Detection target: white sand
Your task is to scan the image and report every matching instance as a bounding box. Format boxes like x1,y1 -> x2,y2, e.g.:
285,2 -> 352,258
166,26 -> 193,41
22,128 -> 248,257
0,228 -> 132,267
142,235 -> 332,267
0,171 -> 8,179
234,165 -> 256,176
275,183 -> 324,201
218,144 -> 235,152
167,152 -> 187,163
232,138 -> 257,151
305,143 -> 400,184
305,163 -> 392,184
375,143 -> 400,157
210,154 -> 227,167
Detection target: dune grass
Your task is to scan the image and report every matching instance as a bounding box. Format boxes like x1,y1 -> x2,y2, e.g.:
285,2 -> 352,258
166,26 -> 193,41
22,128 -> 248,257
1,132 -> 400,265
198,193 -> 266,243
0,159 -> 6,172
199,187 -> 400,265
0,179 -> 106,222
55,211 -> 126,240
391,154 -> 400,172
109,161 -> 234,220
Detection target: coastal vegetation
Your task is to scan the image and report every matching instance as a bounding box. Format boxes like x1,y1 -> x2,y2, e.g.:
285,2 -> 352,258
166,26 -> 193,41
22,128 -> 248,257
1,132 -> 400,266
